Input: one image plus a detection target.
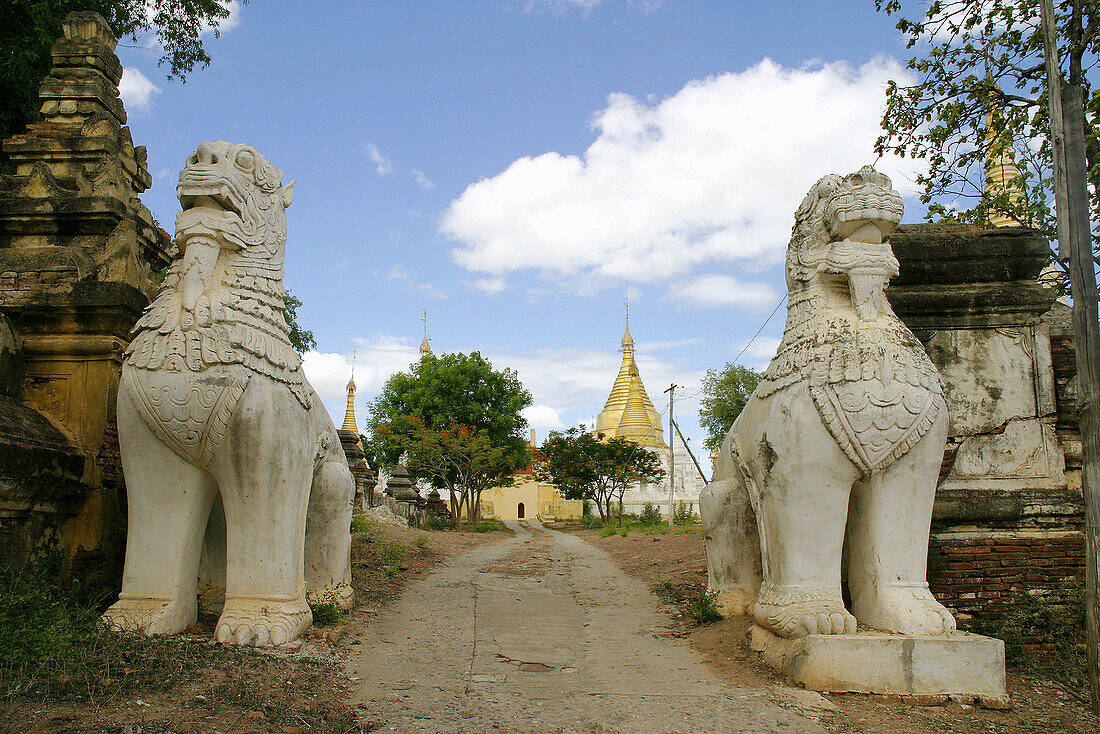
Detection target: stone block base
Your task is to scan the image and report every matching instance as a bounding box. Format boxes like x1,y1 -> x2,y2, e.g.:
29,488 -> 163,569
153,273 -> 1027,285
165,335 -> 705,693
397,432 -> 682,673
750,625 -> 1006,699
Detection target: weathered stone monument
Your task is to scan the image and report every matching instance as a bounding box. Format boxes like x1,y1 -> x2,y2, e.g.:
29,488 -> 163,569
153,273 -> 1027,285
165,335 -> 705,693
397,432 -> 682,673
0,13 -> 172,569
889,225 -> 1085,625
701,166 -> 1006,698
102,142 -> 354,646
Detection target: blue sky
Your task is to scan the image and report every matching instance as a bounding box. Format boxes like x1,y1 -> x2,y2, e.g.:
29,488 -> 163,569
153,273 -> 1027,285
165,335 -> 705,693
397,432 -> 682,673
113,0 -> 931,459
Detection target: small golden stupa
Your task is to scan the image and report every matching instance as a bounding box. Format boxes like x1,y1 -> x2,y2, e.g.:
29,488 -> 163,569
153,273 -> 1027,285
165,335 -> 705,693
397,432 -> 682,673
984,106 -> 1025,229
342,371 -> 358,432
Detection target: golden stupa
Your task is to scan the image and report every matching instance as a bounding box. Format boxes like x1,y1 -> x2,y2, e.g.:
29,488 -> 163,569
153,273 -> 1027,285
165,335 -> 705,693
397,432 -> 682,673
984,106 -> 1025,229
342,372 -> 358,432
595,324 -> 667,449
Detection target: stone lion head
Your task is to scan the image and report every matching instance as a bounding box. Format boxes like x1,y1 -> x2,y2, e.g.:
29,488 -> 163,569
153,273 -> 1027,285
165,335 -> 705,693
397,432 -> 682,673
787,165 -> 904,288
175,141 -> 294,255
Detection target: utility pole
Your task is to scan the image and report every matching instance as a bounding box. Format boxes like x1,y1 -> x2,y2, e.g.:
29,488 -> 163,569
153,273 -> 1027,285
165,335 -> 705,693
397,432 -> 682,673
665,384 -> 676,529
1040,0 -> 1100,711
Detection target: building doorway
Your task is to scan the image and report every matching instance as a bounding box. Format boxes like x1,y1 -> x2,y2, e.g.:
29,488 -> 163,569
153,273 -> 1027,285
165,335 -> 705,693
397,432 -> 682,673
517,502 -> 525,519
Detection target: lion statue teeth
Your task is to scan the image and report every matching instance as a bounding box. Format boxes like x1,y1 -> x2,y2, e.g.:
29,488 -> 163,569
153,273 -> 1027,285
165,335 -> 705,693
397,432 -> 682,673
700,165 -> 957,639
102,142 -> 354,647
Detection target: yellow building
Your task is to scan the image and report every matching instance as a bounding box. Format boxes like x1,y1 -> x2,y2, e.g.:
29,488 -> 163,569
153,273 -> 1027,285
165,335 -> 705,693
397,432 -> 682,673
476,431 -> 583,522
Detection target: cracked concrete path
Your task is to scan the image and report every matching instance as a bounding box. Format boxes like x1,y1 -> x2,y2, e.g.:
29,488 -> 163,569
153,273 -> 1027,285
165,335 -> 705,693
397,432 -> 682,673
346,519 -> 825,733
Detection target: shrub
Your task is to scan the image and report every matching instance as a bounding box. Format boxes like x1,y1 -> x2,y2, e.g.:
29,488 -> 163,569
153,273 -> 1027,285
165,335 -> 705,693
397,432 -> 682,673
424,515 -> 449,531
639,503 -> 663,525
673,502 -> 699,526
581,514 -> 605,530
307,587 -> 347,627
971,582 -> 1086,688
686,589 -> 722,625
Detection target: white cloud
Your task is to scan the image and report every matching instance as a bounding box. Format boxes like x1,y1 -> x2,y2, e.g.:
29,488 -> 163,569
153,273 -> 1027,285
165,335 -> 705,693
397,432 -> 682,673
443,57 -> 922,291
666,274 -> 779,309
302,335 -> 422,425
362,142 -> 394,176
417,283 -> 448,299
412,169 -> 436,191
522,0 -> 603,14
118,67 -> 161,113
331,259 -> 350,271
385,263 -> 410,281
524,404 -> 565,439
474,277 -> 507,294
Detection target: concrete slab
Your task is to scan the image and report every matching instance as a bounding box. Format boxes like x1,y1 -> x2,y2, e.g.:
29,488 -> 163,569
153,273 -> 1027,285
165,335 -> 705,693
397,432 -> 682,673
750,624 -> 1007,699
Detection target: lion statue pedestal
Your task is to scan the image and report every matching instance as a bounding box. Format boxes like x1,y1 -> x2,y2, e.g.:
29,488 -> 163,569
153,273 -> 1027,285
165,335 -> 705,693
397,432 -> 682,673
700,166 -> 1006,699
102,142 -> 354,647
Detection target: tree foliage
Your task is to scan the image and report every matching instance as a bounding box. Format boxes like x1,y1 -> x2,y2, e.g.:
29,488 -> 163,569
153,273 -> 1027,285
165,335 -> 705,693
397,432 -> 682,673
875,0 -> 1100,278
367,351 -> 533,524
2,0 -> 233,149
282,290 -> 315,354
379,418 -> 527,527
698,363 -> 762,453
534,426 -> 665,523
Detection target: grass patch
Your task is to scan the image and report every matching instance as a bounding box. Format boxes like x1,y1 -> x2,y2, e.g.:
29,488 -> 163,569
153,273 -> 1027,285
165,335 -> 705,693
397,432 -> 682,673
350,515 -> 379,540
470,518 -> 507,533
384,564 -> 400,578
415,534 -> 429,548
376,541 -> 407,563
971,582 -> 1087,689
0,560 -> 251,701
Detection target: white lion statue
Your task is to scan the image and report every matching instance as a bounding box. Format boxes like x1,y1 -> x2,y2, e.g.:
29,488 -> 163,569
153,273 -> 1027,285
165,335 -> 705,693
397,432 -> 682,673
700,166 -> 956,638
103,142 -> 354,646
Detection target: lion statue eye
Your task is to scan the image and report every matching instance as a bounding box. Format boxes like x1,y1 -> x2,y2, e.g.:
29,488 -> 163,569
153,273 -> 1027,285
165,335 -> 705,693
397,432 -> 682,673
236,150 -> 255,169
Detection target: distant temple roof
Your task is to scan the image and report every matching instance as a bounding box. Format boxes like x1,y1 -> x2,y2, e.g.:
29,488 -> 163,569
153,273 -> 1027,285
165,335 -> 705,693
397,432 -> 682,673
594,325 -> 667,449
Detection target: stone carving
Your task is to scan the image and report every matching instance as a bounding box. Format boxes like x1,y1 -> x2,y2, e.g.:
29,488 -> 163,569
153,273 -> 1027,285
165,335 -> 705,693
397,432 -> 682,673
103,142 -> 354,646
701,166 -> 956,638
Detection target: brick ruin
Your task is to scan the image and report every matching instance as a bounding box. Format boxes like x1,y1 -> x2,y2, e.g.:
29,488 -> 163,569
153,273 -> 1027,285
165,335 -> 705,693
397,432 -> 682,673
889,224 -> 1085,628
0,13 -> 172,571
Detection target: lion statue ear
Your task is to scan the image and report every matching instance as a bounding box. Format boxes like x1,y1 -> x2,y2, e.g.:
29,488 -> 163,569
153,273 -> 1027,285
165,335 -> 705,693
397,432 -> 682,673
282,180 -> 296,209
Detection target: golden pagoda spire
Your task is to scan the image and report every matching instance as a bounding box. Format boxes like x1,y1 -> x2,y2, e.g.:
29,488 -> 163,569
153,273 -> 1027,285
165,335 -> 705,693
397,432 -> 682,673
341,353 -> 358,432
594,308 -> 667,448
419,311 -> 432,357
984,95 -> 1025,228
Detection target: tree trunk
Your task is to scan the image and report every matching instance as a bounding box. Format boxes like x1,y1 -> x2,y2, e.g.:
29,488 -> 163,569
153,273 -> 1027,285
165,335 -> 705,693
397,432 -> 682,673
1061,78 -> 1100,722
1041,2 -> 1099,708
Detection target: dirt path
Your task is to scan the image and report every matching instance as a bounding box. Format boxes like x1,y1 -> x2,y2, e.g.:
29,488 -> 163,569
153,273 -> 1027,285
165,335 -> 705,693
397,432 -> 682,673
346,518 -> 824,733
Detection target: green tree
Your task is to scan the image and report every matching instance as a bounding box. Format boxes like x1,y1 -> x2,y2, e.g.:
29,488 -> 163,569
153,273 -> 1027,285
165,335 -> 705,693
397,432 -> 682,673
875,0 -> 1100,272
698,363 -> 762,454
282,290 -> 315,354
534,427 -> 665,523
367,351 -> 533,523
380,418 -> 527,526
2,1 -> 234,155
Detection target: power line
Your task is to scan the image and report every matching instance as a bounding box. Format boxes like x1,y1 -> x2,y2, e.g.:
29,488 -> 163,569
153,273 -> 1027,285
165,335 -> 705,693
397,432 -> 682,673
731,294 -> 787,365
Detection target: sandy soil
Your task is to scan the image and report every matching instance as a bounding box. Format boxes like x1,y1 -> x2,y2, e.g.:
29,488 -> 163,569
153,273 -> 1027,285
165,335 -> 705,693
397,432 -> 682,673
566,524 -> 1099,734
2,520 -> 507,734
